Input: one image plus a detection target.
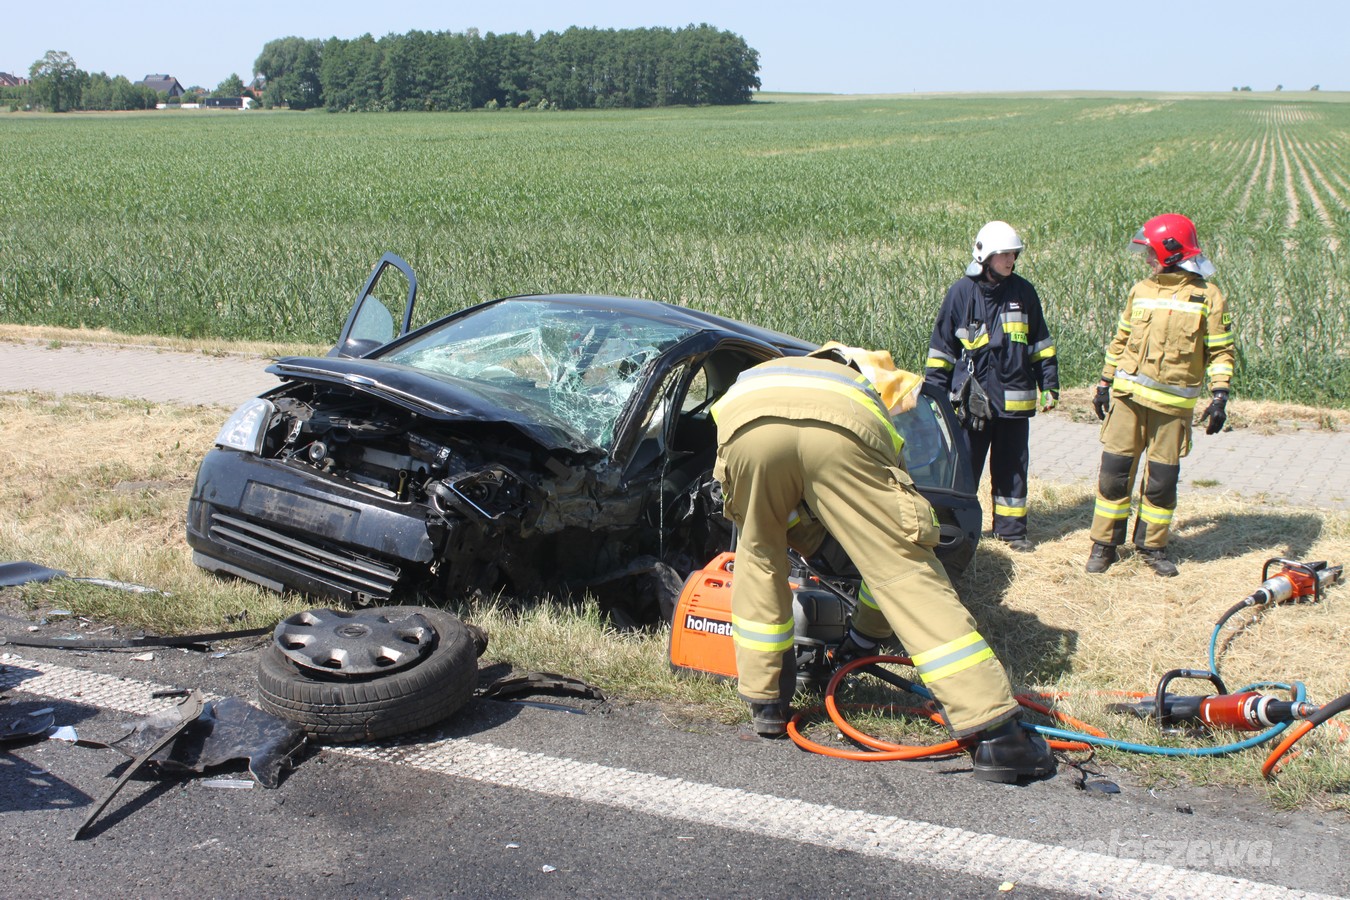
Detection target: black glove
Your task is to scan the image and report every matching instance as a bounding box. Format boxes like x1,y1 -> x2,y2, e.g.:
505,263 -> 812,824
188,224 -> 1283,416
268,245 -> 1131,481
830,627 -> 878,670
1200,390 -> 1228,434
1092,382 -> 1112,421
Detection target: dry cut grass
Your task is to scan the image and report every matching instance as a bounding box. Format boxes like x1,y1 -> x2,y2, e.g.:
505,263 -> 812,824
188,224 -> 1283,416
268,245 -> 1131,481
1054,385 -> 1350,433
0,393 -> 311,631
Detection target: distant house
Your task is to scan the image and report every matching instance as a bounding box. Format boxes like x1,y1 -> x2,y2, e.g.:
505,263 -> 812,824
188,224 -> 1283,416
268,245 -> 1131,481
0,72 -> 28,87
136,74 -> 184,97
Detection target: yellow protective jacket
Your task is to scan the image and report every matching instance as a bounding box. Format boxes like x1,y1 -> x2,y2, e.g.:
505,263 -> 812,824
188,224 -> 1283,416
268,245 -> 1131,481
1101,271 -> 1235,415
711,354 -> 905,464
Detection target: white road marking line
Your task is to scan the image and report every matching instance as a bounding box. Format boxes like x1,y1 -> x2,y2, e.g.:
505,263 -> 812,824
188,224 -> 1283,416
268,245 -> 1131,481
2,655 -> 1336,900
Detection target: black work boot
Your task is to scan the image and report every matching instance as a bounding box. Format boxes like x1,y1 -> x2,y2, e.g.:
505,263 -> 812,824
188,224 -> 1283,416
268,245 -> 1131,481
1085,542 -> 1118,574
1000,536 -> 1035,553
749,701 -> 788,738
1137,547 -> 1179,578
970,718 -> 1056,783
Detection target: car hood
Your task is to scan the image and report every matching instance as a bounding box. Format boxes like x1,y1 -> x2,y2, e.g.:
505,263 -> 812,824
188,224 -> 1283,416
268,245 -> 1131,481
267,356 -> 600,457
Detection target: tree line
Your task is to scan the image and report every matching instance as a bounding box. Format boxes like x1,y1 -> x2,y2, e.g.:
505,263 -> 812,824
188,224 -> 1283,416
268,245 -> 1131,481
255,25 -> 760,112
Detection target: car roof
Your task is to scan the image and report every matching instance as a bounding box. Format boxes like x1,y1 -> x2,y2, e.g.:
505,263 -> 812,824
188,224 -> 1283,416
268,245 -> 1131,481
483,293 -> 818,355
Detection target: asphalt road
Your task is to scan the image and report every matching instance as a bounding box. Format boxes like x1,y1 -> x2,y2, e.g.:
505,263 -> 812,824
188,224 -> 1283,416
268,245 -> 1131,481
3,633 -> 1347,899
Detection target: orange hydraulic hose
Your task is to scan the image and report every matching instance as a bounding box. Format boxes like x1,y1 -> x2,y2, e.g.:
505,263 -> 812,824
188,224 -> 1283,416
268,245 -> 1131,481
1016,694 -> 1109,752
1262,720 -> 1316,778
1261,689 -> 1350,778
785,655 -> 966,759
788,655 -> 1101,759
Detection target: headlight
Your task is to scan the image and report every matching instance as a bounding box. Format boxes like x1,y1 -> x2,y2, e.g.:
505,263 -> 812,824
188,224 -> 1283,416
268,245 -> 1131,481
214,398 -> 276,454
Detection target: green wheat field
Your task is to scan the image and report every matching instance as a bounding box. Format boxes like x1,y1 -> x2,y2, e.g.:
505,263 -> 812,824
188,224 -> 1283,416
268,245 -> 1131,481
2,94 -> 1348,403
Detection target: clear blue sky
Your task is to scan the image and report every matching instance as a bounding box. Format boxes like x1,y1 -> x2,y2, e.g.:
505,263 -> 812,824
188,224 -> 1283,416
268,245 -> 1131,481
4,0 -> 1346,94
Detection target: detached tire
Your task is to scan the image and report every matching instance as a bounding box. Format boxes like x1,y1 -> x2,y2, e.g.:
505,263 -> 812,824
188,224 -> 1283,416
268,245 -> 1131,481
258,606 -> 478,743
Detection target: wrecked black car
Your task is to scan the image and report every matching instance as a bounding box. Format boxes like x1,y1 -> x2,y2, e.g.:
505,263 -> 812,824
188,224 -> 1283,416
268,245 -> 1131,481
187,254 -> 980,622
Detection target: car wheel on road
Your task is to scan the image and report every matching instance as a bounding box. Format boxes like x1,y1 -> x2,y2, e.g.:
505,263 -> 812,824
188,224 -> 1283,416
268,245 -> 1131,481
257,606 -> 478,743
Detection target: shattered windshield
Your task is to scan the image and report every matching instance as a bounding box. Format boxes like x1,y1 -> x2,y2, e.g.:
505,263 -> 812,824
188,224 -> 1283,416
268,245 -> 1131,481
382,299 -> 698,450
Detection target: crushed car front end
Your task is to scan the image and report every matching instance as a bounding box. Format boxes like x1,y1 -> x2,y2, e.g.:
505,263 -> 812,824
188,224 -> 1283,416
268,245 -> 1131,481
187,379 -> 560,606
187,295 -> 718,608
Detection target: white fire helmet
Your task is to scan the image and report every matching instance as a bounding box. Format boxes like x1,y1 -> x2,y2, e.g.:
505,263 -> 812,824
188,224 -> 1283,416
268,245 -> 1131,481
965,221 -> 1024,276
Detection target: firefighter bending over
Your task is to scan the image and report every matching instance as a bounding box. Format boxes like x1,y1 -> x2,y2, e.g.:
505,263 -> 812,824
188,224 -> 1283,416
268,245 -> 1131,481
711,346 -> 1055,783
1087,214 -> 1235,577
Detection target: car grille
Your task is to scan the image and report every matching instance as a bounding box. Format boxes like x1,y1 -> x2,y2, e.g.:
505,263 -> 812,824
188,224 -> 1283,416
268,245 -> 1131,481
207,512 -> 402,601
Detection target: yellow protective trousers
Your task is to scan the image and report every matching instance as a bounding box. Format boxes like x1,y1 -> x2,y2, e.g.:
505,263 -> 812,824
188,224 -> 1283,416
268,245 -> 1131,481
1090,395 -> 1190,549
716,417 -> 1018,738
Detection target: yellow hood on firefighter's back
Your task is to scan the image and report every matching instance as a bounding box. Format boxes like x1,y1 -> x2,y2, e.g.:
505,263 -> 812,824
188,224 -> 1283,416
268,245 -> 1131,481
815,341 -> 923,415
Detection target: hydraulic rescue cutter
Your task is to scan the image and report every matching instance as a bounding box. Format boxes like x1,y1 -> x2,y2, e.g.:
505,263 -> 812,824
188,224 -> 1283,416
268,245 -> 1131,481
1111,559 -> 1343,733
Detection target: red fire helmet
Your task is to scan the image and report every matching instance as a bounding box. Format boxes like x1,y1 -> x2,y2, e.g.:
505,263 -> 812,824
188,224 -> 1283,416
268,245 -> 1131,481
1131,213 -> 1203,267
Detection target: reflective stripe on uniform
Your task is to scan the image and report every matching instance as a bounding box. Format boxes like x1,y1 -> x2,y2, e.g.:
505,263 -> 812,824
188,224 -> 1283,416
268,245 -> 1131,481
957,324 -> 990,351
1132,297 -> 1210,317
1205,330 -> 1234,348
1029,337 -> 1057,362
857,581 -> 880,612
1003,389 -> 1038,412
1139,500 -> 1175,527
1002,314 -> 1029,337
993,495 -> 1027,518
1094,496 -> 1132,520
712,364 -> 904,456
1114,369 -> 1203,397
1114,380 -> 1199,410
910,631 -> 996,684
731,614 -> 795,653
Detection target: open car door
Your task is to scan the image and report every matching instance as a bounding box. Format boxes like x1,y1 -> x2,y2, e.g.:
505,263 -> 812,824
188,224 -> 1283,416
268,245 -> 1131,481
330,253 -> 419,358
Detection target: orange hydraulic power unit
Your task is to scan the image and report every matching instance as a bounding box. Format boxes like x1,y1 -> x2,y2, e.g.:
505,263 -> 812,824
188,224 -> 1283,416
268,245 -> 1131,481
669,552 -> 739,679
669,551 -> 851,684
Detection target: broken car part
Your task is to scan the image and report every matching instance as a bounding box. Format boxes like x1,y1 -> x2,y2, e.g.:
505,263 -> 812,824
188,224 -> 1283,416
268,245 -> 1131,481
106,695 -> 306,789
0,560 -> 165,594
74,691 -> 206,840
2,623 -> 272,651
476,671 -> 606,703
1,707 -> 56,743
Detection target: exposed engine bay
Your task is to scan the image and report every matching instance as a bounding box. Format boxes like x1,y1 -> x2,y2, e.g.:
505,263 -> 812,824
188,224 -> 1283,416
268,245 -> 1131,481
269,392 -> 538,518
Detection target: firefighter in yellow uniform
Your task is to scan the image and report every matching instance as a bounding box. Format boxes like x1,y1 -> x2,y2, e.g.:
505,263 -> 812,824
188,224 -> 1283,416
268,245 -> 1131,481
1087,214 -> 1235,577
711,346 -> 1055,782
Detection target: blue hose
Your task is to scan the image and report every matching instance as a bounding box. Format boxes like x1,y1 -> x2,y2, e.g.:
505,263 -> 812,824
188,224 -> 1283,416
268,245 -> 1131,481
1026,682 -> 1307,756
1207,604 -> 1248,673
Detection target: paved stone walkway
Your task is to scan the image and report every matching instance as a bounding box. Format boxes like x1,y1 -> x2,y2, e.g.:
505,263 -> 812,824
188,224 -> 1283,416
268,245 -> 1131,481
3,339 -> 1348,511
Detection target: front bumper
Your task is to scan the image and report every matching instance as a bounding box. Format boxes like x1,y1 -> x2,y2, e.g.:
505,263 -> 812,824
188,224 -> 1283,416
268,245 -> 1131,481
186,449 -> 437,604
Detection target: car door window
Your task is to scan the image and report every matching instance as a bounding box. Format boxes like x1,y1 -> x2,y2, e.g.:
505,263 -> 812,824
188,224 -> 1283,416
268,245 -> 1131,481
893,394 -> 959,489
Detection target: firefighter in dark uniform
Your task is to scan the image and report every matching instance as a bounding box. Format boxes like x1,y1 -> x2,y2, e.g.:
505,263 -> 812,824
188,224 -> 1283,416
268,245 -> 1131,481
1087,214 -> 1235,577
711,346 -> 1055,783
925,221 -> 1059,552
